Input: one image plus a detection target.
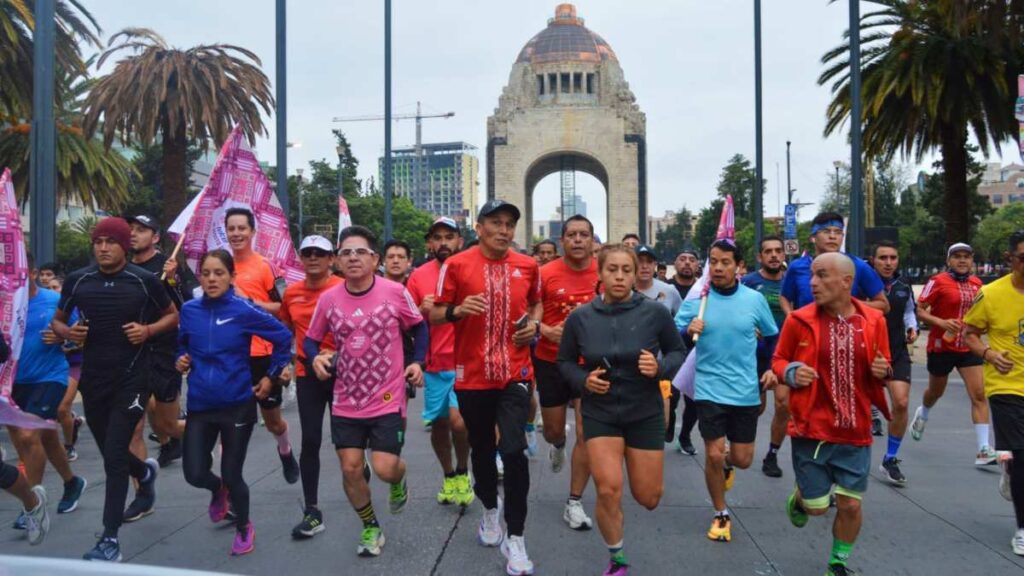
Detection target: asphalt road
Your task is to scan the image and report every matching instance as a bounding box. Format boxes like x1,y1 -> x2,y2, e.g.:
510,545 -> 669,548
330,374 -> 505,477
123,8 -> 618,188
1,363 -> 1022,575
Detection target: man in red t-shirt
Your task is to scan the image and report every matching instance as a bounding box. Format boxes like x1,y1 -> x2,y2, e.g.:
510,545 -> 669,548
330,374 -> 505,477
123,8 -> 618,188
772,253 -> 891,576
406,217 -> 473,507
910,242 -> 994,465
536,215 -> 598,532
431,200 -> 541,575
280,235 -> 342,539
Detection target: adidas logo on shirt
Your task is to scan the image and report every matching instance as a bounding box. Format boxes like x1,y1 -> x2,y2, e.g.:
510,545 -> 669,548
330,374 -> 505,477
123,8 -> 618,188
353,308 -> 365,317
512,269 -> 523,278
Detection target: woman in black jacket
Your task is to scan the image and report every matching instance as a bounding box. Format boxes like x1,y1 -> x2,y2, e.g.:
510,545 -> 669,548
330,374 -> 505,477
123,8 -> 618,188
557,244 -> 685,576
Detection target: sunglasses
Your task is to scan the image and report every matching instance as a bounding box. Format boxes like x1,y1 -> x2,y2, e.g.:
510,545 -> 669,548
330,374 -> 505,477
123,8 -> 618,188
300,248 -> 332,258
338,248 -> 375,258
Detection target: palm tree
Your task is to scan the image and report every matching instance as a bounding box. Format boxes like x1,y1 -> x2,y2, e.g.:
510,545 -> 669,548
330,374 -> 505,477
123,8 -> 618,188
819,0 -> 1024,243
83,28 -> 274,225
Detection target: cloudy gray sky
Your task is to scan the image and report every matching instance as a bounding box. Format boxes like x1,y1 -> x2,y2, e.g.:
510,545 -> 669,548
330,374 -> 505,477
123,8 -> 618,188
84,1 -> 1015,239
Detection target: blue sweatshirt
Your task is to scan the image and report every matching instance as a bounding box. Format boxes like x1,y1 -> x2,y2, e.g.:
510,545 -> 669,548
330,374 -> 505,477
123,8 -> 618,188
177,287 -> 292,413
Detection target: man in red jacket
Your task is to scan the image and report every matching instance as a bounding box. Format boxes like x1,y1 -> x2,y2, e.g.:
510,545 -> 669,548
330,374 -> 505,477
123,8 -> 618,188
772,253 -> 891,576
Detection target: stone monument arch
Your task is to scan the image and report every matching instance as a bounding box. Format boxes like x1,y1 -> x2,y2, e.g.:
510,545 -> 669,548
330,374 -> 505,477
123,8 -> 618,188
487,3 -> 647,248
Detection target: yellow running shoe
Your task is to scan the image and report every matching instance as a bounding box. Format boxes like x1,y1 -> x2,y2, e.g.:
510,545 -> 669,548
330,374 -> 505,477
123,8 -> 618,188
453,473 -> 475,506
724,466 -> 735,492
436,476 -> 457,505
707,514 -> 731,542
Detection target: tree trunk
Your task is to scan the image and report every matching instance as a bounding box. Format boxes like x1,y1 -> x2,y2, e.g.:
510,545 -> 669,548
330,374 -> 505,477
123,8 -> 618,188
161,120 -> 188,228
940,127 -> 970,244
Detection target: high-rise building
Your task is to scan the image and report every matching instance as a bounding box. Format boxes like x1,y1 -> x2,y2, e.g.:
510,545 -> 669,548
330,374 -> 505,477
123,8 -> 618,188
379,142 -> 479,219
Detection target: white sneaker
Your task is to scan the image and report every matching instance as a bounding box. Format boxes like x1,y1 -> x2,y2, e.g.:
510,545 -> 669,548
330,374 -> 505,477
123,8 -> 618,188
478,497 -> 503,547
910,406 -> 927,441
496,453 -> 505,480
562,499 -> 593,531
976,445 -> 998,467
1013,529 -> 1024,556
501,534 -> 535,575
549,444 -> 566,473
1000,452 -> 1013,502
25,486 -> 49,546
525,429 -> 538,458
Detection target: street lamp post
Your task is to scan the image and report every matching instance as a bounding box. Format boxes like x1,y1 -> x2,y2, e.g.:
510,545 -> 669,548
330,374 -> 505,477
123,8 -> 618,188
296,168 -> 304,238
29,0 -> 56,263
834,160 -> 842,195
847,0 -> 864,257
275,0 -> 289,215
336,144 -> 348,198
786,141 -> 793,206
753,0 -> 764,249
383,0 -> 393,241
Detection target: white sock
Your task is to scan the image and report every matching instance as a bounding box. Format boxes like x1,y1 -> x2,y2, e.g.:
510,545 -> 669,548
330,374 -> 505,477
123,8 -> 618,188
975,424 -> 991,451
716,508 -> 729,517
920,406 -> 930,421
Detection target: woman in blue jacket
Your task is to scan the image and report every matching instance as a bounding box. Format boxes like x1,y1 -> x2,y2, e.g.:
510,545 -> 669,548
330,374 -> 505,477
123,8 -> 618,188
175,250 -> 292,556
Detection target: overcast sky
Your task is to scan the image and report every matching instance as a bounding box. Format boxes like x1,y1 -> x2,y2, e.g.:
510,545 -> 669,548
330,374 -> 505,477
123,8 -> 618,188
83,1 -> 1018,239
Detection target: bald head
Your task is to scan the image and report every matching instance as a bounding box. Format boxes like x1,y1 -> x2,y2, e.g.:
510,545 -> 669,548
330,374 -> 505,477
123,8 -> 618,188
810,252 -> 855,308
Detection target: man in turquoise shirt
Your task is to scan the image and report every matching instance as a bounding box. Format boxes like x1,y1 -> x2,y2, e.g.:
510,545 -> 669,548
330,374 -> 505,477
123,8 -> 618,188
676,239 -> 779,545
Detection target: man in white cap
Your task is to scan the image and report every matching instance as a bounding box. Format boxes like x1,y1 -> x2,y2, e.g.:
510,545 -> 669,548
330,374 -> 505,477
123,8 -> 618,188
911,242 -> 995,465
281,235 -> 343,539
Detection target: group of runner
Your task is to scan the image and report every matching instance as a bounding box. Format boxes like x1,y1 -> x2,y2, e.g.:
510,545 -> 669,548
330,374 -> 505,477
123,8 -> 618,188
0,200 -> 1022,576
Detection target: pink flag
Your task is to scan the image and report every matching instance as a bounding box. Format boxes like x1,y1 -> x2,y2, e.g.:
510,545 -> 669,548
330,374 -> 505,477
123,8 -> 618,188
0,168 -> 55,429
337,193 -> 353,244
168,127 -> 303,282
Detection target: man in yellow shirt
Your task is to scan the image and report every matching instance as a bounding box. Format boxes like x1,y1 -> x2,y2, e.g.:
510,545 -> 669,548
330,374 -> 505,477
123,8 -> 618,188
964,230 -> 1024,558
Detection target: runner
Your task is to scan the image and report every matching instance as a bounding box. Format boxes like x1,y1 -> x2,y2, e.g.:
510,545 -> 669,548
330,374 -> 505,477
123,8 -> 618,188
382,239 -> 413,284
963,230 -> 1024,555
176,249 -> 293,556
740,236 -> 788,478
677,239 -> 779,543
656,263 -> 668,282
621,234 -> 641,250
911,242 -> 995,465
406,218 -> 474,507
51,217 -> 179,562
38,262 -> 60,288
305,225 -> 426,558
280,236 -> 343,539
536,215 -> 598,531
127,214 -> 187,469
779,211 -> 889,314
666,249 -> 700,455
591,235 -> 603,259
8,253 -> 87,529
224,207 -> 300,483
871,240 -> 919,485
431,199 -> 541,575
558,243 -> 684,575
634,245 -> 682,316
532,240 -> 558,265
773,252 -> 892,576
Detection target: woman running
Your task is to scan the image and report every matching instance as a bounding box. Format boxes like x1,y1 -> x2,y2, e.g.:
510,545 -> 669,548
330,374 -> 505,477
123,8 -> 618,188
175,250 -> 292,556
557,244 -> 685,576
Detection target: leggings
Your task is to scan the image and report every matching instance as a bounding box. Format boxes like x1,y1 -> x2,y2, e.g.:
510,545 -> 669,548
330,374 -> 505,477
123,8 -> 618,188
1012,450 -> 1024,529
81,382 -> 150,537
666,388 -> 699,443
296,375 -> 333,508
456,383 -> 531,536
0,460 -> 19,490
183,400 -> 256,529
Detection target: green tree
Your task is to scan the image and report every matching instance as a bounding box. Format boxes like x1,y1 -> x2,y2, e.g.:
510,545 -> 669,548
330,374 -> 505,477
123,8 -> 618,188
819,0 -> 1024,243
973,203 -> 1024,263
84,28 -> 274,228
55,214 -> 97,271
716,154 -> 756,220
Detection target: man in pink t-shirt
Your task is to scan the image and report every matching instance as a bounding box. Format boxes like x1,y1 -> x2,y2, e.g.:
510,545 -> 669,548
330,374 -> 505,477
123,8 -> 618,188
406,217 -> 473,506
305,226 -> 426,558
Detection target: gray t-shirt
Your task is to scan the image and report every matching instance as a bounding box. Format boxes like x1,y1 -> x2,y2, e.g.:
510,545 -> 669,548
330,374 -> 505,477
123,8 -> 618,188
637,279 -> 683,316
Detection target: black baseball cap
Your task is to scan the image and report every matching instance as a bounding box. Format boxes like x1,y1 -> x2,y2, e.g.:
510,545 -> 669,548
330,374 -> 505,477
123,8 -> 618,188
127,214 -> 161,235
477,199 -> 521,222
635,244 -> 659,261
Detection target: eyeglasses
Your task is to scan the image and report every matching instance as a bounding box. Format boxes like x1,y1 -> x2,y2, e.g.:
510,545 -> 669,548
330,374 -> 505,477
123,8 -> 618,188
300,248 -> 332,258
338,248 -> 375,258
1011,253 -> 1024,263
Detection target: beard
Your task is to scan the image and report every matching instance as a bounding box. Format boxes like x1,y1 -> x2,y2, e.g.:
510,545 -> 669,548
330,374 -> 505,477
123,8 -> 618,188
435,248 -> 453,263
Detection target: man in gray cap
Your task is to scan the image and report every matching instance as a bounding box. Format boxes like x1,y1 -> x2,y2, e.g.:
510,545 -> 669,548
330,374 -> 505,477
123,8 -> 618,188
635,245 -> 682,316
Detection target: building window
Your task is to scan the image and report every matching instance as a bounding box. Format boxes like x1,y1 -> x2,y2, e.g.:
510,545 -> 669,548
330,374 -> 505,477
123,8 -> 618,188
560,72 -> 570,93
537,75 -> 545,95
586,73 -> 595,94
573,72 -> 582,93
548,73 -> 556,94
993,194 -> 1003,204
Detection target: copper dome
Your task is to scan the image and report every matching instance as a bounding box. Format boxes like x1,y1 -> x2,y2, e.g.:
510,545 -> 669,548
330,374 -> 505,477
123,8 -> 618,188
515,4 -> 617,65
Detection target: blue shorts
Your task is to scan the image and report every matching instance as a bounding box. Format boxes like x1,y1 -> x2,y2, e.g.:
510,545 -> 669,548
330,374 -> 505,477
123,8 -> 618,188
791,437 -> 871,508
12,382 -> 67,420
422,371 -> 458,424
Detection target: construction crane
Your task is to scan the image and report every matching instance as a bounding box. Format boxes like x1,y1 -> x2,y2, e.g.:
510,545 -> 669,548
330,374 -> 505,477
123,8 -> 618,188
333,102 -> 454,208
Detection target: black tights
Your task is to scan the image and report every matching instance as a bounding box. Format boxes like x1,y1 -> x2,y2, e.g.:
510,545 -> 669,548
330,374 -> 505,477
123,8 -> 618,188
183,402 -> 256,530
1012,450 -> 1024,529
296,375 -> 333,509
666,388 -> 699,443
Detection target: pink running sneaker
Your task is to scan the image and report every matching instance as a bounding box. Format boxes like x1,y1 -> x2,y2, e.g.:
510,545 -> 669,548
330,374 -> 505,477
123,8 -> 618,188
209,485 -> 229,523
231,522 -> 255,556
603,559 -> 629,576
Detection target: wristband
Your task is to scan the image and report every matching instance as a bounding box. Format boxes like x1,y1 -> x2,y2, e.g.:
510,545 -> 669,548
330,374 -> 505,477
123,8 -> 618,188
981,347 -> 991,361
445,304 -> 460,323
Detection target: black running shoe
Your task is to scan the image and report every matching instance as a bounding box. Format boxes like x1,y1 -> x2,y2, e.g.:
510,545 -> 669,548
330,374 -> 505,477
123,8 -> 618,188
291,507 -> 326,539
826,563 -> 858,575
280,450 -> 300,484
677,437 -> 697,456
761,452 -> 783,478
71,415 -> 83,445
157,438 -> 182,468
148,432 -> 161,443
871,417 -> 883,437
879,457 -> 907,486
123,458 -> 158,522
